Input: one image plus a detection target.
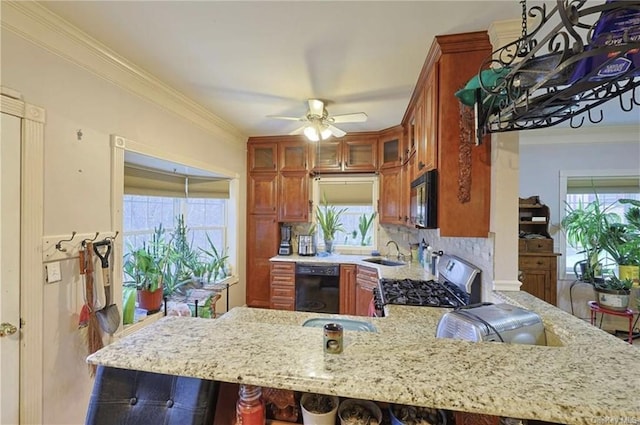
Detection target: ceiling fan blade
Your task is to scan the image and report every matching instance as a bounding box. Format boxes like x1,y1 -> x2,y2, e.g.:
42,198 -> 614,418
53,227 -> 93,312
267,115 -> 306,121
308,99 -> 325,117
327,124 -> 346,138
329,112 -> 368,123
289,125 -> 307,136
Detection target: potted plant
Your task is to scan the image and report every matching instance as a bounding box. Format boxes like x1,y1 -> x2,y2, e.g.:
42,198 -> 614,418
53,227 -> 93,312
315,195 -> 347,253
561,195 -> 619,282
594,275 -> 634,311
300,393 -> 339,425
358,212 -> 376,246
199,233 -> 229,285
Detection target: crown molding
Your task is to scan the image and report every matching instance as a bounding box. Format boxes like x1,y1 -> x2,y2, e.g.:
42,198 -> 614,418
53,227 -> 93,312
1,1 -> 247,144
519,125 -> 640,145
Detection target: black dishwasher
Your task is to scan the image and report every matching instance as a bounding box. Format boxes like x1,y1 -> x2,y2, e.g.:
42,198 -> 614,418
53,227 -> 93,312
295,263 -> 340,314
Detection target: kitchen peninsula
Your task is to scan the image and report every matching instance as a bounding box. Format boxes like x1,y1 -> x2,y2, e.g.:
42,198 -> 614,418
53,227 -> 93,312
88,259 -> 640,425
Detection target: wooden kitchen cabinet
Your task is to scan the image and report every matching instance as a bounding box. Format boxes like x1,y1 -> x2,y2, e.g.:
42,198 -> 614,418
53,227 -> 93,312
248,142 -> 277,172
416,65 -> 438,174
246,214 -> 279,308
278,140 -> 308,171
278,171 -> 309,222
379,165 -> 404,225
402,31 -> 492,237
310,134 -> 378,173
378,125 -> 404,169
518,253 -> 559,306
248,172 -> 277,215
355,266 -> 378,316
270,262 -> 295,311
340,264 -> 356,315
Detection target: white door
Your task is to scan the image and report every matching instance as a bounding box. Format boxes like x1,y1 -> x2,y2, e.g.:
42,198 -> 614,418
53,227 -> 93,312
1,112 -> 21,425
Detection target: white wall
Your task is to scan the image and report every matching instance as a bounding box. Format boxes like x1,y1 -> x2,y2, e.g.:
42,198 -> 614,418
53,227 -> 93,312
2,28 -> 247,424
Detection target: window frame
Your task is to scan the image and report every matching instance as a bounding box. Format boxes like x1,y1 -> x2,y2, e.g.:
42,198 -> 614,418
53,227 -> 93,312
311,175 -> 379,254
111,134 -> 240,334
558,168 -> 639,280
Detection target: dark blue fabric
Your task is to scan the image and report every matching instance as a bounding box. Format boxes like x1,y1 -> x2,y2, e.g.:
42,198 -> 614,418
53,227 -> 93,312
85,366 -> 218,425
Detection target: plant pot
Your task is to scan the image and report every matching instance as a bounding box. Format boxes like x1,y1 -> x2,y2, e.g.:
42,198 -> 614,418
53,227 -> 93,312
137,288 -> 163,313
324,239 -> 334,254
618,264 -> 639,285
300,393 -> 339,425
389,404 -> 447,425
595,287 -> 630,311
338,399 -> 382,425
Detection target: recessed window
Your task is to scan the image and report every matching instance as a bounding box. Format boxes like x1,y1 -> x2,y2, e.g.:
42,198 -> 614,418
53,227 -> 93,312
313,176 -> 378,252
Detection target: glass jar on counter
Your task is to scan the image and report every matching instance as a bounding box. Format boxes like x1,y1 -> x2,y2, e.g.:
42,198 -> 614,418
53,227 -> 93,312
236,385 -> 265,425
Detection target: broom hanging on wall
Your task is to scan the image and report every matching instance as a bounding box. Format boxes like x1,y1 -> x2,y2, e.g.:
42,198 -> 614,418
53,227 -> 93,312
80,241 -> 103,376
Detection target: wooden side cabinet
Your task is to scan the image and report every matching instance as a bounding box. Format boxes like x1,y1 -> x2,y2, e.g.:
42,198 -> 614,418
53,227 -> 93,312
355,266 -> 379,316
518,253 -> 560,306
278,171 -> 309,222
379,165 -> 404,225
340,264 -> 356,315
270,262 -> 295,311
246,215 -> 279,308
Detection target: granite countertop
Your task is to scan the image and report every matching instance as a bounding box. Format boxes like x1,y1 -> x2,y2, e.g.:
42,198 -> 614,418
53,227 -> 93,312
87,255 -> 640,425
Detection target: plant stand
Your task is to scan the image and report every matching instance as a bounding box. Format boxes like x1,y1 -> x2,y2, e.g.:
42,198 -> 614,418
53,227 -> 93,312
588,301 -> 640,344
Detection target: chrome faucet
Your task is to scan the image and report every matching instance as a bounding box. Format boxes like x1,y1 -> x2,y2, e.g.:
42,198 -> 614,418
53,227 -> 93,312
386,240 -> 401,260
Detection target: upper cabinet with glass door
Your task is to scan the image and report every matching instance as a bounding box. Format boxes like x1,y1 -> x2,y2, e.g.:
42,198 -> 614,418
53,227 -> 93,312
278,139 -> 308,172
248,142 -> 277,172
311,134 -> 378,173
379,125 -> 404,169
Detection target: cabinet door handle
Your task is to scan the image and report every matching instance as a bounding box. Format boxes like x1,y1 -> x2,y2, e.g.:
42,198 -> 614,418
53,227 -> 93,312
418,161 -> 425,170
537,261 -> 543,265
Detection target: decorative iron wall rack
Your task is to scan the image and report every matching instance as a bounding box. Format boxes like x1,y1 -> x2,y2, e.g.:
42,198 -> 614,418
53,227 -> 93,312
474,0 -> 640,143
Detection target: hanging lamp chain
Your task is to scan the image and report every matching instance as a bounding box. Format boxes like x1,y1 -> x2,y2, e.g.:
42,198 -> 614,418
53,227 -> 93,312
519,0 -> 529,57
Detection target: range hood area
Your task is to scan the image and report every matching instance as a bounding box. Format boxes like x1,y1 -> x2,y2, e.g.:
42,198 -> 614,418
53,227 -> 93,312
465,0 -> 640,143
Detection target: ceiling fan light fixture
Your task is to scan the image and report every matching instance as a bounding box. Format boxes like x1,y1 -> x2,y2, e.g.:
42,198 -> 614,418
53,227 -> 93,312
303,126 -> 320,142
320,126 -> 332,140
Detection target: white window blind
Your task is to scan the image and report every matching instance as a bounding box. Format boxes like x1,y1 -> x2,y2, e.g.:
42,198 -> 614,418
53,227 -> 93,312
567,176 -> 640,194
124,165 -> 230,199
318,181 -> 373,205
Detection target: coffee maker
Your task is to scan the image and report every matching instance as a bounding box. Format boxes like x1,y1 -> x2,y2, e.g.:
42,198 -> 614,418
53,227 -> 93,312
278,224 -> 293,256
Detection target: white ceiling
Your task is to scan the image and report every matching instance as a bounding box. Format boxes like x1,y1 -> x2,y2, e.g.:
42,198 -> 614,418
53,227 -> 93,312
39,1 -> 635,138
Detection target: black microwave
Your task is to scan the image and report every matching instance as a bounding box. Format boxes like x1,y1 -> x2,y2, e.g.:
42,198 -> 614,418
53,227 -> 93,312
410,169 -> 437,229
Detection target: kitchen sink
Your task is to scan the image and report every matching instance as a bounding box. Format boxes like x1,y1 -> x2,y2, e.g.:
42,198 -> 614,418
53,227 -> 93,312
362,257 -> 405,266
302,318 -> 377,332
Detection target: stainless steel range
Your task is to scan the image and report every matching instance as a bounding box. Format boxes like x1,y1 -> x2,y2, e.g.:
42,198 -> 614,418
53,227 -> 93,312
372,254 -> 482,316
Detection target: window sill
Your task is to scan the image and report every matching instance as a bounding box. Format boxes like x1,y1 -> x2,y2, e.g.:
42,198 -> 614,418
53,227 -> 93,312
116,310 -> 164,339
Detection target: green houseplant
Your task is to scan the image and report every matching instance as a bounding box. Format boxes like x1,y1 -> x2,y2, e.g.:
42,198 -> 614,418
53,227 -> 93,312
358,212 -> 376,246
600,199 -> 640,282
594,275 -> 634,311
123,225 -> 171,312
315,195 -> 347,253
561,195 -> 620,282
198,233 -> 229,284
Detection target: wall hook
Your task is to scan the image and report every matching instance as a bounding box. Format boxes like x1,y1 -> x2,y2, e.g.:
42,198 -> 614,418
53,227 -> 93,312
77,129 -> 83,141
106,231 -> 119,243
81,232 -> 100,247
55,231 -> 77,252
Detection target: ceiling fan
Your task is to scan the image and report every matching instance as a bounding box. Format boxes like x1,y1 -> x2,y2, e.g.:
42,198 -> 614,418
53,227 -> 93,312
268,99 -> 367,141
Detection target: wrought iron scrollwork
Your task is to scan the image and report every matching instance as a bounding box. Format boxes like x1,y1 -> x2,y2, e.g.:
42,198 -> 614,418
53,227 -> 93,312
474,0 -> 640,143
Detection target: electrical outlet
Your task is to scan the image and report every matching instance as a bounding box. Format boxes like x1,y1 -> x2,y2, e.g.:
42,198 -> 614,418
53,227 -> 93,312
46,262 -> 62,283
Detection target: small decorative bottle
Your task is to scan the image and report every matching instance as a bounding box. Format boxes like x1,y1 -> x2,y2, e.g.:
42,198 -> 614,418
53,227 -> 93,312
236,385 -> 265,425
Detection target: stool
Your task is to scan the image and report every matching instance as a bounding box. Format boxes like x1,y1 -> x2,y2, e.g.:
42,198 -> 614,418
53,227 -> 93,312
588,301 -> 638,344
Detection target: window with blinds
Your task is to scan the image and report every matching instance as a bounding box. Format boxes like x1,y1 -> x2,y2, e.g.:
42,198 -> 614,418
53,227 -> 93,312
122,164 -> 232,281
564,175 -> 640,274
313,176 -> 378,250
